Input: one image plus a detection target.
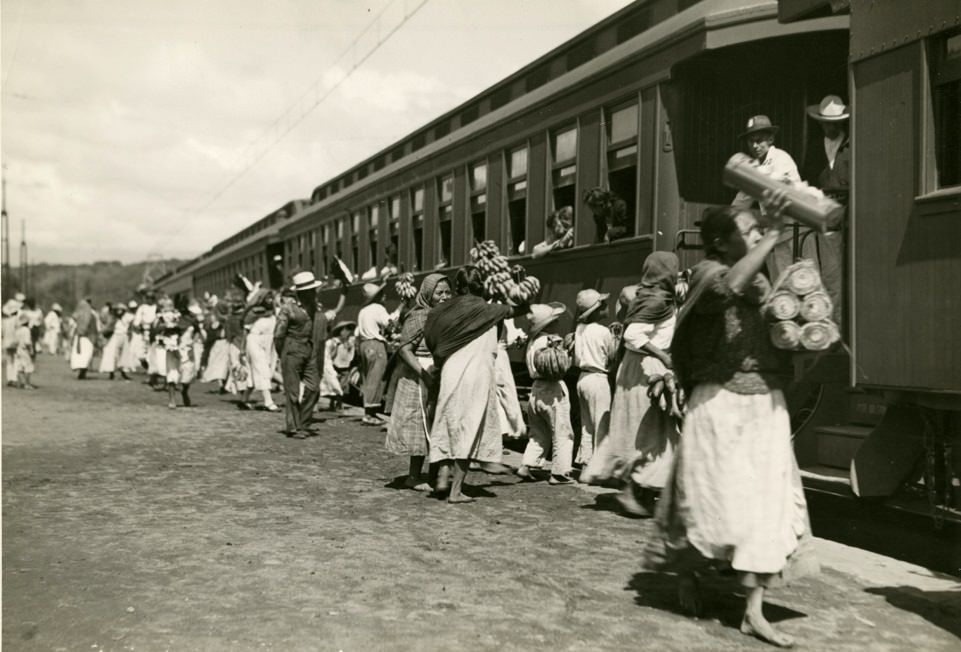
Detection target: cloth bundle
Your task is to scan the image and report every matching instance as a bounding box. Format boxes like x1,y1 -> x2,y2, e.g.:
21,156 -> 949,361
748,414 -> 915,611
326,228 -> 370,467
765,259 -> 840,351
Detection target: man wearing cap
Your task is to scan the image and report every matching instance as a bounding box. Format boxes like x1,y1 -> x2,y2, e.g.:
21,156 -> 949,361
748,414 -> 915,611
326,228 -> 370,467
355,281 -> 397,426
571,289 -> 616,468
731,115 -> 800,211
803,94 -> 850,323
43,303 -> 64,356
274,271 -> 346,437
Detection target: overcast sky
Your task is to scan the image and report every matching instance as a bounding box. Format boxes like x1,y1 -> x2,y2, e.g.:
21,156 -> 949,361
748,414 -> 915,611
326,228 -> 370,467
1,0 -> 633,265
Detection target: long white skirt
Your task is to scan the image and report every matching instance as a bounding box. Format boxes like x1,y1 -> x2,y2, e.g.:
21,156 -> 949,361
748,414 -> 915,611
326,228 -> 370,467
70,336 -> 94,370
202,339 -> 230,383
43,330 -> 61,355
246,338 -> 274,391
98,332 -> 124,373
495,343 -> 526,438
165,349 -> 197,385
429,327 -> 502,464
661,384 -> 810,576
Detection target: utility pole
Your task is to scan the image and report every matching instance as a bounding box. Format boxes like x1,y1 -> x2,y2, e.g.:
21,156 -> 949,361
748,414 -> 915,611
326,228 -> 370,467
19,217 -> 28,297
1,170 -> 9,299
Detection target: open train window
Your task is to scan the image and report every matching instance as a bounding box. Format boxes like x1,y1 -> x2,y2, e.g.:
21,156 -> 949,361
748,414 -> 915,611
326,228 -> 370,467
309,231 -> 316,274
437,175 -> 454,267
929,29 -> 961,189
367,204 -> 380,272
470,162 -> 487,244
507,145 -> 528,255
388,195 -> 400,268
550,126 -> 578,222
605,101 -> 639,239
350,211 -> 361,274
411,187 -> 424,271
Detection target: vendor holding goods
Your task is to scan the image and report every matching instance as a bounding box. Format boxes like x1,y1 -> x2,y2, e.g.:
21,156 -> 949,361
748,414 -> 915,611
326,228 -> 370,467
644,189 -> 817,649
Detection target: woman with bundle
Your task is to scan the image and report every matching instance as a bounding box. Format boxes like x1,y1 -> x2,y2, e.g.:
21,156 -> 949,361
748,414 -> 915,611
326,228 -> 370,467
580,252 -> 680,516
424,266 -> 527,503
70,300 -> 99,380
385,273 -> 452,490
644,191 -> 815,648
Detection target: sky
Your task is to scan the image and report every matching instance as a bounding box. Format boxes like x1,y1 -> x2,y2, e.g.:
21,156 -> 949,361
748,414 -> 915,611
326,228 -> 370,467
1,0 -> 633,265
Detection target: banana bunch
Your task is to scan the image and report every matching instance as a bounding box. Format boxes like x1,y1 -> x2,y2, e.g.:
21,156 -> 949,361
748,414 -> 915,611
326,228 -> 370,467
470,239 -> 542,304
394,272 -> 416,301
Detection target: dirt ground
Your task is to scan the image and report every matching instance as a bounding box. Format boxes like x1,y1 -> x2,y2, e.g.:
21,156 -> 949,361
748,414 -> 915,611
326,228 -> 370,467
3,356 -> 960,651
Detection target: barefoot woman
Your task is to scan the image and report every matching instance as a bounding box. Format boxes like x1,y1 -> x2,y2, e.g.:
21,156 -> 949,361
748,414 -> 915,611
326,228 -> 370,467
645,190 -> 816,648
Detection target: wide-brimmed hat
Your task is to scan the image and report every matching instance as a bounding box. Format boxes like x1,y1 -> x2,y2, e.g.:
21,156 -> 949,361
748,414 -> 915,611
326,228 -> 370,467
575,289 -> 609,322
291,271 -> 322,292
528,302 -> 567,338
332,320 -> 356,334
739,115 -> 779,139
127,300 -> 138,310
807,94 -> 849,122
361,282 -> 385,304
51,302 -> 63,312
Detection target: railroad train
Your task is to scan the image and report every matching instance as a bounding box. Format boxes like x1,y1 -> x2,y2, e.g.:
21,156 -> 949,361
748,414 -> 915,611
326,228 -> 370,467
156,0 -> 961,521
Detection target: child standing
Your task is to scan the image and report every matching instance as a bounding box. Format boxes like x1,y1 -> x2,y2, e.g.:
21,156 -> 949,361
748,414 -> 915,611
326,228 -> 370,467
14,312 -> 36,389
320,321 -> 357,413
571,289 -> 616,469
516,302 -> 575,484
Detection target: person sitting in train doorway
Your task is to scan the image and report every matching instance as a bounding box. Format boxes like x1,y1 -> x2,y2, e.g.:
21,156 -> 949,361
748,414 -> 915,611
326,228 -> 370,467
356,281 -> 397,426
531,206 -> 575,258
804,94 -> 850,325
731,114 -> 801,284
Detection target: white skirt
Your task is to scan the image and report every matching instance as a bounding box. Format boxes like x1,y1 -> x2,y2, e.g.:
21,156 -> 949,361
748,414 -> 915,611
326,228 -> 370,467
202,340 -> 230,382
70,336 -> 94,370
98,332 -> 124,373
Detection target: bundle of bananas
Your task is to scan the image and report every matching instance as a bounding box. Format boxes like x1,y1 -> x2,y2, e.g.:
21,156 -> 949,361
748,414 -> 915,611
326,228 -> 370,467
394,272 -> 417,301
470,240 -> 541,304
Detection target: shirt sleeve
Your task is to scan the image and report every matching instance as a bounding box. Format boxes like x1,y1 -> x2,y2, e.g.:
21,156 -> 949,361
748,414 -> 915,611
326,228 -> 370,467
623,322 -> 655,351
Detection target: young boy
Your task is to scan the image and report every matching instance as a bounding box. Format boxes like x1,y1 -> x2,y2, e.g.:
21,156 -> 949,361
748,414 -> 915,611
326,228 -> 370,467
321,320 -> 357,413
571,289 -> 616,468
516,302 -> 575,484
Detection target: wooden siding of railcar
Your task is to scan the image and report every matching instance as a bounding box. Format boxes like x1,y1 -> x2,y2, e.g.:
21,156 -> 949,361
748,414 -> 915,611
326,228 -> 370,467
850,12 -> 961,394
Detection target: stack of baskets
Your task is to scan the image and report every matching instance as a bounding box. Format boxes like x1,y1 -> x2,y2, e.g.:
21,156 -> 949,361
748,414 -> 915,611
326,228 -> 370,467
765,260 -> 840,352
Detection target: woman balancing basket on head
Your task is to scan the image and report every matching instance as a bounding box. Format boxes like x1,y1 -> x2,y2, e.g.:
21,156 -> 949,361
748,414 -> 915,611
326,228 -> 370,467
642,190 -> 818,649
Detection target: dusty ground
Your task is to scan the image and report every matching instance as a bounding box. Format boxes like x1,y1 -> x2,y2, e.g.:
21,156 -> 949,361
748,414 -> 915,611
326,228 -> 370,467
3,356 -> 960,651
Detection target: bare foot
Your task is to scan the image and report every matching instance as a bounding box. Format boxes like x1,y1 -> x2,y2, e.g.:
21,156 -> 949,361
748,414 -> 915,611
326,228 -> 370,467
677,573 -> 702,617
515,466 -> 537,482
447,495 -> 476,504
741,613 -> 795,648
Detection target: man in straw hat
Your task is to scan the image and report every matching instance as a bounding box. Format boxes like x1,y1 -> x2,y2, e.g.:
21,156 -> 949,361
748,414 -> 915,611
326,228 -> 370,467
731,114 -> 800,212
355,280 -> 397,426
274,271 -> 347,437
804,94 -> 850,324
570,289 -> 616,469
516,301 -> 576,485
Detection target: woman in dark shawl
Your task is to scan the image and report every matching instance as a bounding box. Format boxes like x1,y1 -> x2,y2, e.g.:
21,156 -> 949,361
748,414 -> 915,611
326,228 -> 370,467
385,273 -> 451,490
70,300 -> 99,379
423,266 -> 526,503
580,252 -> 680,517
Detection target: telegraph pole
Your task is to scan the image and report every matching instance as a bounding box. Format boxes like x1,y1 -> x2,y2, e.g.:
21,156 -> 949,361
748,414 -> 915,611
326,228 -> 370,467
1,170 -> 10,298
19,217 -> 28,296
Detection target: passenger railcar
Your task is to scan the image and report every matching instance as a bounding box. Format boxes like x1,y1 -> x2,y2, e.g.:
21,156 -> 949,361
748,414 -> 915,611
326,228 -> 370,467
156,0 -> 960,520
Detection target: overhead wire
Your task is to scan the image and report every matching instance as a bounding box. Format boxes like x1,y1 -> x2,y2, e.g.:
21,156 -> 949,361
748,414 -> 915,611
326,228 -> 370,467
149,0 -> 431,259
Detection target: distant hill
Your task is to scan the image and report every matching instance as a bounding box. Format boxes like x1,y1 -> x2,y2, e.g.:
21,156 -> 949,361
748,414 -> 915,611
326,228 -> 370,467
5,259 -> 185,313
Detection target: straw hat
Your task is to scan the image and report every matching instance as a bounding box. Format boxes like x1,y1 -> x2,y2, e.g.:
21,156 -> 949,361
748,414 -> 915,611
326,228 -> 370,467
361,282 -> 385,305
127,300 -> 138,310
738,114 -> 779,139
51,302 -> 63,312
291,271 -> 322,292
2,299 -> 21,316
575,289 -> 609,322
807,95 -> 849,122
332,320 -> 357,334
527,302 -> 566,338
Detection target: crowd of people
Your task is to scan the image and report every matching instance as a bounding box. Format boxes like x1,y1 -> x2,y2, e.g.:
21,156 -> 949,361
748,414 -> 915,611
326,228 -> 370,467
2,99 -> 855,648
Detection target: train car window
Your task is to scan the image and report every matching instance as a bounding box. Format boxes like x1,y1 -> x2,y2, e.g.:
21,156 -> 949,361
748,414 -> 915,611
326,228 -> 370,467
350,211 -> 361,275
437,175 -> 454,267
470,162 -> 487,244
388,195 -> 401,263
551,126 -> 578,219
605,102 -> 639,239
508,145 -> 528,255
929,30 -> 961,188
367,205 -> 380,271
411,188 -> 425,271
309,231 -> 317,275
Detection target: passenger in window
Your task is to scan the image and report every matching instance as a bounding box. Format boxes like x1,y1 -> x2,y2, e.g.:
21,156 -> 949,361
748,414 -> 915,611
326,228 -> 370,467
731,115 -> 800,211
531,206 -> 575,258
804,95 -> 850,324
584,188 -> 630,243
380,243 -> 399,278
